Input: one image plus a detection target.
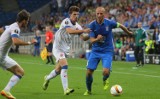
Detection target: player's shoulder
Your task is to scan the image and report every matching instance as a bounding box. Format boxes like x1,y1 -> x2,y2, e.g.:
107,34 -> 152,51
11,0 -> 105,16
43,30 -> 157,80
9,22 -> 20,33
104,18 -> 114,23
90,20 -> 96,24
62,18 -> 71,25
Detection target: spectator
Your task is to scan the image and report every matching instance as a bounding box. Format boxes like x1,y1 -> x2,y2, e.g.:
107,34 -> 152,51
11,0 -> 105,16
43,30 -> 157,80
153,27 -> 160,54
145,34 -> 154,54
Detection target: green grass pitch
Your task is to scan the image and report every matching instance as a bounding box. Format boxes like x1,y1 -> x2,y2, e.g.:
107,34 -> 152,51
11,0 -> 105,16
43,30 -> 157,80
0,53 -> 160,99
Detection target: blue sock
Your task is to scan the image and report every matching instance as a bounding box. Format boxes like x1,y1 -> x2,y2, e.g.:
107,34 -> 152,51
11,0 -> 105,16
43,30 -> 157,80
86,75 -> 93,92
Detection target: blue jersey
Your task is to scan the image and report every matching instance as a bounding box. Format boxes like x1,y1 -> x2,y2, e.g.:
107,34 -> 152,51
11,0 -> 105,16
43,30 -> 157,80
89,19 -> 118,52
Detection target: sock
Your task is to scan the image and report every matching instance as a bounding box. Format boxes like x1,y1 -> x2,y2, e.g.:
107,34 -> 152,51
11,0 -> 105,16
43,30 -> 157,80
60,65 -> 68,91
86,75 -> 93,92
4,75 -> 21,92
49,56 -> 54,64
103,74 -> 109,81
46,70 -> 59,80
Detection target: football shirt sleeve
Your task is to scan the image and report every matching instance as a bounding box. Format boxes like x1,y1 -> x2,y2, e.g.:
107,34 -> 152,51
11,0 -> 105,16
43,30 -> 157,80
89,22 -> 95,38
11,27 -> 20,38
61,19 -> 71,29
110,20 -> 118,28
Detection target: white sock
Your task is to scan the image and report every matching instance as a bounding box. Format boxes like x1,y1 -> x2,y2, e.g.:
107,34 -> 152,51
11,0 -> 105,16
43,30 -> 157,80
60,68 -> 68,91
46,70 -> 58,80
4,75 -> 20,92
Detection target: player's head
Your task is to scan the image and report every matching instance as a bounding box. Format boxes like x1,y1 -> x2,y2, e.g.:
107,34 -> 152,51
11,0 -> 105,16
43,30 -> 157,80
16,9 -> 30,28
96,7 -> 105,22
69,6 -> 80,22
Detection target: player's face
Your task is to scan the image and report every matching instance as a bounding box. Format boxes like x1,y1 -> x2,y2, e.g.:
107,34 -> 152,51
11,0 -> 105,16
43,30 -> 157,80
22,18 -> 29,28
70,11 -> 79,22
96,8 -> 105,23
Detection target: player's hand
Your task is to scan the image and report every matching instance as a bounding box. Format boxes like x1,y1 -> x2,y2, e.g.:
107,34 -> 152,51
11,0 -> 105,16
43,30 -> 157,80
83,28 -> 91,33
96,35 -> 103,41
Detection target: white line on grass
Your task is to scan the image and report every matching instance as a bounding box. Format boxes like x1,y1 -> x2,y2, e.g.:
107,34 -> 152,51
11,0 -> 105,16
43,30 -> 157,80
19,61 -> 160,78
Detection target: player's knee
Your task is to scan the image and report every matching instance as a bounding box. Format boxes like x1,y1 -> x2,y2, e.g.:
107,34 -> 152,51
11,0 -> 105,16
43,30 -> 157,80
55,70 -> 60,75
103,69 -> 110,75
16,67 -> 24,76
87,69 -> 94,75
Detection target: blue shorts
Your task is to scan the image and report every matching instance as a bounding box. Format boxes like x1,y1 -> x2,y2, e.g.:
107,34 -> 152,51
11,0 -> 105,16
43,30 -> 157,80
87,51 -> 113,70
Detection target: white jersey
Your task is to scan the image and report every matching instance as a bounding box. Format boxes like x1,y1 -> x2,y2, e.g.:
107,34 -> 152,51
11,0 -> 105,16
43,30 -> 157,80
0,22 -> 20,58
53,18 -> 82,54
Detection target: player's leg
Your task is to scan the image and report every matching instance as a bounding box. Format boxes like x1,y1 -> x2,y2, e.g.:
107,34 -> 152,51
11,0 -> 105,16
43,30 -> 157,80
102,68 -> 110,90
1,56 -> 24,99
102,52 -> 113,90
43,50 -> 61,90
84,52 -> 100,95
59,58 -> 74,95
84,69 -> 94,95
43,63 -> 61,90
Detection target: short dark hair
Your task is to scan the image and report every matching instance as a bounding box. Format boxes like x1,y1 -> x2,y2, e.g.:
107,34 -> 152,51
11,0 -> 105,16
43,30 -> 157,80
68,6 -> 80,14
16,9 -> 30,22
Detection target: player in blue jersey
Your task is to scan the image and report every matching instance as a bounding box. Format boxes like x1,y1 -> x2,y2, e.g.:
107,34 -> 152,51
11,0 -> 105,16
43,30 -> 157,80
83,7 -> 133,95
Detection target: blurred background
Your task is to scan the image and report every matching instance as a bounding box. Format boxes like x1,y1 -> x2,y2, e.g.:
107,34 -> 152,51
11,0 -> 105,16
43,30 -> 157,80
0,0 -> 160,64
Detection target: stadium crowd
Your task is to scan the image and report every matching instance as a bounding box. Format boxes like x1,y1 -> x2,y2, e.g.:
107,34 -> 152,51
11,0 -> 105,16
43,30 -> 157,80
23,0 -> 160,60
1,0 -> 160,60
29,0 -> 160,32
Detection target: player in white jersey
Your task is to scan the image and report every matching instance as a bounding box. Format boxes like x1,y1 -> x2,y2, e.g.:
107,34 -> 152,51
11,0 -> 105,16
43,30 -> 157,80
43,6 -> 91,95
0,10 -> 36,99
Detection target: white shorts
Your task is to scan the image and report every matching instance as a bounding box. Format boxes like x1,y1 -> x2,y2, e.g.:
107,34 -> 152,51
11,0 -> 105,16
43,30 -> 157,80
53,49 -> 66,62
0,56 -> 18,69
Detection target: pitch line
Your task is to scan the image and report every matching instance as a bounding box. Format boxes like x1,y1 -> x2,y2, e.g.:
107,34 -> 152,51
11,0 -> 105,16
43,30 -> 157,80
19,61 -> 160,78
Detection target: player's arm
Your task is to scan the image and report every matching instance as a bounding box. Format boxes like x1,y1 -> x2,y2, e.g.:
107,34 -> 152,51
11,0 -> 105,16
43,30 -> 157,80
90,35 -> 103,44
66,28 -> 91,34
12,37 -> 36,45
118,23 -> 133,35
11,29 -> 36,45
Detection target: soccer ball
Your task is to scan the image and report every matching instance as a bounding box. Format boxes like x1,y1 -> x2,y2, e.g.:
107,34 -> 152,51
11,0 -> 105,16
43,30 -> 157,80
80,33 -> 89,41
110,84 -> 122,96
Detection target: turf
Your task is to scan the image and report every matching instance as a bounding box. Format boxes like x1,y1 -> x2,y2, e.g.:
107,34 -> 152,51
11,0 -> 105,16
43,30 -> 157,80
0,53 -> 160,99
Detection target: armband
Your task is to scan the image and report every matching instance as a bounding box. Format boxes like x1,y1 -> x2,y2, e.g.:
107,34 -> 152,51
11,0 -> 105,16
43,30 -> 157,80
117,22 -> 120,28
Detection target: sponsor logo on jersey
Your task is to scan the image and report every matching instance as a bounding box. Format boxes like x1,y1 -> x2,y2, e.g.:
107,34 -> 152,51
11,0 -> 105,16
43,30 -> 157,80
14,29 -> 19,34
65,21 -> 69,24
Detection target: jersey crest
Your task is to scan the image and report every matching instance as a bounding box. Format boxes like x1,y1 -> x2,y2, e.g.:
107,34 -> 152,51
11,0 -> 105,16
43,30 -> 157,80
106,26 -> 109,31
